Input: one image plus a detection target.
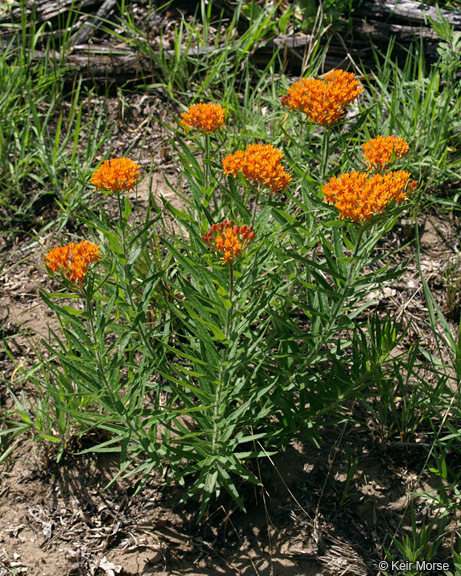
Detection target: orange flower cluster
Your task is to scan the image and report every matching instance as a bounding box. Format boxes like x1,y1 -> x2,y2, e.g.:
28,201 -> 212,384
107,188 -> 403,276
222,144 -> 292,194
46,241 -> 100,284
281,70 -> 363,125
322,170 -> 416,223
202,220 -> 255,265
181,103 -> 226,134
362,135 -> 410,171
91,158 -> 141,194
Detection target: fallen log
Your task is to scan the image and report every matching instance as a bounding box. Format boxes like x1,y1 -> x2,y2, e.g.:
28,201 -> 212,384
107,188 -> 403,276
69,0 -> 117,45
28,23 -> 439,86
356,0 -> 461,29
0,0 -> 101,23
1,0 -> 458,83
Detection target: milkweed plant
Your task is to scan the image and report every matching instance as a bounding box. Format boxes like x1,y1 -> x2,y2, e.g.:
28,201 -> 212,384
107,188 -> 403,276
11,70 -> 421,519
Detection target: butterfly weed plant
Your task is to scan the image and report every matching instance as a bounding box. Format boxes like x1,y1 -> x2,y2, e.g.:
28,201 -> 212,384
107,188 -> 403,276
6,68 -> 427,520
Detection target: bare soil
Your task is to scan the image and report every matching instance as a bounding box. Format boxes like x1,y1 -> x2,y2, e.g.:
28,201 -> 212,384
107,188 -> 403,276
0,417 -> 459,575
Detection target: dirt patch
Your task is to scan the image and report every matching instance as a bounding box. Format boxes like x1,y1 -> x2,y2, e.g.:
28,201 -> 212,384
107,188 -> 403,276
0,428 -> 457,576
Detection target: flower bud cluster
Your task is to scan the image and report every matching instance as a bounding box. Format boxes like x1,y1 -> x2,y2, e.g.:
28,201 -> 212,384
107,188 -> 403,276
201,220 -> 255,265
281,70 -> 363,125
46,241 -> 100,284
322,170 -> 417,223
181,103 -> 226,134
362,135 -> 410,171
222,144 -> 292,194
91,158 -> 141,194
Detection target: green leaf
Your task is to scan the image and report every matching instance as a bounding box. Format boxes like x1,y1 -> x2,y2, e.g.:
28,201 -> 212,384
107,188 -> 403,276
39,433 -> 60,443
123,195 -> 132,220
61,305 -> 85,316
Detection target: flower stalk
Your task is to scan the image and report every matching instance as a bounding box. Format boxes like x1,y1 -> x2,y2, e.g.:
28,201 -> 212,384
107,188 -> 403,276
321,128 -> 331,181
202,223 -> 254,458
212,260 -> 234,458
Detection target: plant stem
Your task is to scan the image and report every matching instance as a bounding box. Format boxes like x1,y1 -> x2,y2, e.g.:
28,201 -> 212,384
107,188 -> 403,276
117,190 -> 127,249
321,127 -> 330,181
290,225 -> 365,382
204,133 -> 210,189
227,261 -> 234,339
339,225 -> 364,308
250,185 -> 260,225
299,121 -> 314,184
212,262 -> 234,456
203,133 -> 218,214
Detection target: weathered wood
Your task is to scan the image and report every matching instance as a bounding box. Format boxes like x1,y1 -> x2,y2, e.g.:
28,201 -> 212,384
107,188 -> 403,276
32,39 -> 350,84
357,0 -> 461,29
1,0 -> 458,83
31,21 -> 439,85
69,0 -> 116,45
32,44 -> 155,84
269,22 -> 439,51
351,17 -> 439,46
0,0 -> 101,23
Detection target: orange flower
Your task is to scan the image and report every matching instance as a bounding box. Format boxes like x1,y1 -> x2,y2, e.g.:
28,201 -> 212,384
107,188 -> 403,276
91,158 -> 141,194
202,220 -> 255,265
181,103 -> 226,134
281,69 -> 363,125
362,135 -> 410,171
322,170 -> 415,223
222,144 -> 292,194
46,241 -> 100,284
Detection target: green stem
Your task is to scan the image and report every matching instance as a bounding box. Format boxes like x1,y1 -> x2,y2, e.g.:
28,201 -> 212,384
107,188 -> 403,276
340,226 -> 364,306
204,133 -> 210,189
290,225 -> 365,383
227,261 -> 234,340
251,189 -> 259,226
212,261 -> 234,456
299,121 -> 313,183
117,191 -> 127,249
321,127 -> 331,181
203,134 -> 218,214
